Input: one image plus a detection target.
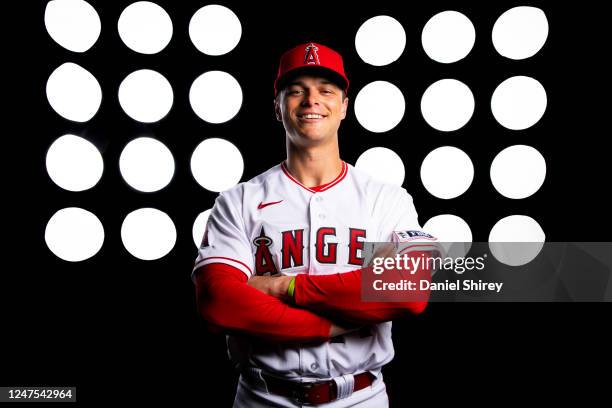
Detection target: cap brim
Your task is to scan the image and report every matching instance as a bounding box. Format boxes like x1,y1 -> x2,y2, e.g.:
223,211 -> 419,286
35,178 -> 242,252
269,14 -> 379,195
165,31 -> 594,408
276,66 -> 348,95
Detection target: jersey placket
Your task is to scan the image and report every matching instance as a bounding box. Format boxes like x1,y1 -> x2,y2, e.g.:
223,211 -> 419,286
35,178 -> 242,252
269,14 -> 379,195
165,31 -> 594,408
301,191 -> 326,376
280,161 -> 344,377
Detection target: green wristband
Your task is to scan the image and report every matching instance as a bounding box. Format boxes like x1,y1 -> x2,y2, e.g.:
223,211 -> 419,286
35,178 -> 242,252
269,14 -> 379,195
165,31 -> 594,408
287,277 -> 296,299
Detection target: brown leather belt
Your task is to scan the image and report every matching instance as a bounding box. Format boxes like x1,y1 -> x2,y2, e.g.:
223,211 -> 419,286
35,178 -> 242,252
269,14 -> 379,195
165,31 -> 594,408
253,372 -> 376,405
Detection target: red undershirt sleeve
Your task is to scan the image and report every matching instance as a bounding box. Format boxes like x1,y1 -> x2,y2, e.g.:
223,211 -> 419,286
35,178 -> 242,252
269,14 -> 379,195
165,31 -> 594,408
194,263 -> 332,343
293,251 -> 432,325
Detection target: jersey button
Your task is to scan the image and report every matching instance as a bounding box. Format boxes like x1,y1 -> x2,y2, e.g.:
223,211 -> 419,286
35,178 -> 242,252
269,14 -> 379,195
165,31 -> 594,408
310,362 -> 319,370
315,196 -> 323,202
318,214 -> 326,219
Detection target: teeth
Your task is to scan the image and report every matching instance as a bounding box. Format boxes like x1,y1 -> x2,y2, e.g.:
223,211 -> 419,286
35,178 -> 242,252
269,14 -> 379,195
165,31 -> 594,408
301,114 -> 324,119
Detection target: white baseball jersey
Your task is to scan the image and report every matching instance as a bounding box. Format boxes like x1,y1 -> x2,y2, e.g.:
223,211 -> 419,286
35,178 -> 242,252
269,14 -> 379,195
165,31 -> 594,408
193,161 -> 424,381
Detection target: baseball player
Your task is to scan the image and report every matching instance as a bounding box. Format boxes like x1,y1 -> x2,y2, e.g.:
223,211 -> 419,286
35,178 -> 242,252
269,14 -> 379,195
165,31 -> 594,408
193,42 -> 437,407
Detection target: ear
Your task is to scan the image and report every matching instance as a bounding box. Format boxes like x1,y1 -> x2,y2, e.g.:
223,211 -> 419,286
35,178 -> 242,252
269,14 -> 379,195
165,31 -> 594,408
340,97 -> 349,120
274,97 -> 283,122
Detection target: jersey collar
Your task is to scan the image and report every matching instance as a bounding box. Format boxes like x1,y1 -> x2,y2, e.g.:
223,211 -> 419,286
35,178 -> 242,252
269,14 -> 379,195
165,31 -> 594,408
280,160 -> 348,193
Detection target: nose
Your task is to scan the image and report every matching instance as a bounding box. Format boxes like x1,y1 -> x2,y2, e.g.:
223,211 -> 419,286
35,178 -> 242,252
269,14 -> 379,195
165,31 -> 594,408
300,90 -> 320,107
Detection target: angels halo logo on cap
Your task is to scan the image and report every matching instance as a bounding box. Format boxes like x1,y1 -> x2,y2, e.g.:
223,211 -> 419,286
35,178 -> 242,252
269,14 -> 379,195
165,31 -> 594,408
304,43 -> 320,65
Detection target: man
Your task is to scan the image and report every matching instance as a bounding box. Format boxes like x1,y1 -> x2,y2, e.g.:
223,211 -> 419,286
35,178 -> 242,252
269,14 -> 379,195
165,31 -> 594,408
193,42 -> 436,407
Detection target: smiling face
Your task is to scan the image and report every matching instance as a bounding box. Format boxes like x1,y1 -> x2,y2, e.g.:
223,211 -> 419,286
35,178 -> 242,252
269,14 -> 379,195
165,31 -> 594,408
275,74 -> 349,148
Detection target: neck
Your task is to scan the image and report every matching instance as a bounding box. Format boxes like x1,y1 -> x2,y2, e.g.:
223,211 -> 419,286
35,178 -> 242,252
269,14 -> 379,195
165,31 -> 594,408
285,136 -> 342,188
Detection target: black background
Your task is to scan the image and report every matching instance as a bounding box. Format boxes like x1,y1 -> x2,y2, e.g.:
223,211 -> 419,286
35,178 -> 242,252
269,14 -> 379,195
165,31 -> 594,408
4,0 -> 610,405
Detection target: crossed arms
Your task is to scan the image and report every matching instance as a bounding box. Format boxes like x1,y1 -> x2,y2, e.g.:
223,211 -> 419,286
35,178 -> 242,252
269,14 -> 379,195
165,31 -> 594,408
193,249 -> 431,343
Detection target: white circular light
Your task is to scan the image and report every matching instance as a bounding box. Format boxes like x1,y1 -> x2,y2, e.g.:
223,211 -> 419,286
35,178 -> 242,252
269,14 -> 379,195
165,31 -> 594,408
421,146 -> 474,199
493,6 -> 548,60
421,10 -> 475,63
45,207 -> 104,262
46,62 -> 102,122
491,145 -> 546,199
118,69 -> 174,123
423,214 -> 473,242
189,5 -> 241,56
355,147 -> 405,186
489,215 -> 545,242
46,134 -> 103,192
192,209 -> 212,248
119,137 -> 175,192
491,76 -> 547,130
118,1 -> 173,54
121,208 -> 176,260
189,71 -> 243,124
355,15 -> 406,66
354,81 -> 405,133
423,214 -> 472,258
44,0 -> 101,52
489,215 -> 545,266
191,138 -> 244,192
421,79 -> 474,131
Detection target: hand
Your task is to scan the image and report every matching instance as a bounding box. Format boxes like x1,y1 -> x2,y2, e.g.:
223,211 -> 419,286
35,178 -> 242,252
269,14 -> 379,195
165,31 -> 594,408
247,275 -> 293,300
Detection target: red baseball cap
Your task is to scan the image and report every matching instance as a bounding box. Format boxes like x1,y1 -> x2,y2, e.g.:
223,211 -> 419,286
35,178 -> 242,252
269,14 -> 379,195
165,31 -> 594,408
274,42 -> 349,96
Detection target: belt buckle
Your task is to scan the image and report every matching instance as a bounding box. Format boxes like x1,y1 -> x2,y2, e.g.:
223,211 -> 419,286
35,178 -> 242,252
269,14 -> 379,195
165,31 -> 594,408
292,382 -> 317,405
